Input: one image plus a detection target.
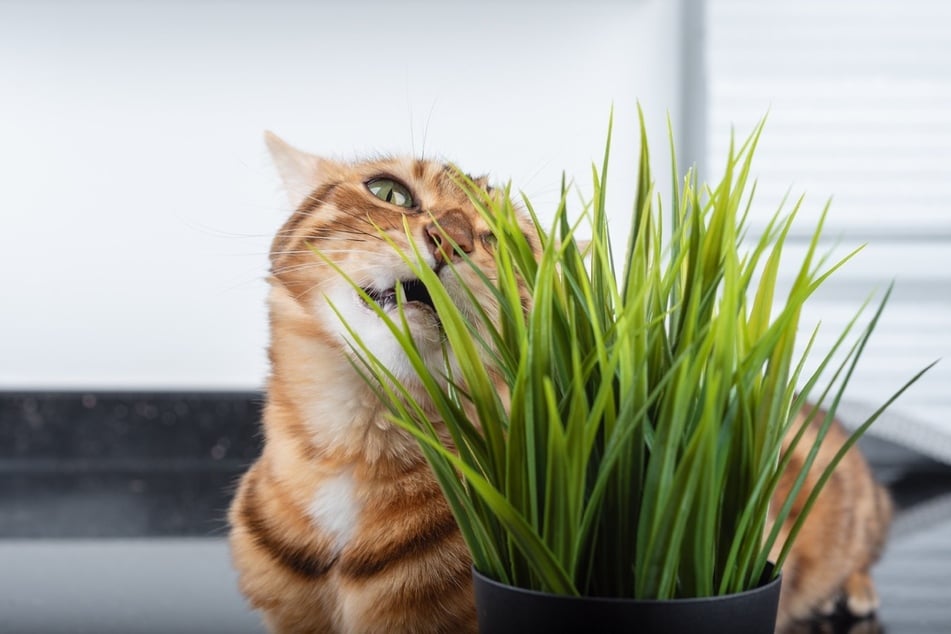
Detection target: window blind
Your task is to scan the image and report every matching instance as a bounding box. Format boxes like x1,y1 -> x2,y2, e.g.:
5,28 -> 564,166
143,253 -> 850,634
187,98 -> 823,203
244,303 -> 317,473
706,0 -> 951,461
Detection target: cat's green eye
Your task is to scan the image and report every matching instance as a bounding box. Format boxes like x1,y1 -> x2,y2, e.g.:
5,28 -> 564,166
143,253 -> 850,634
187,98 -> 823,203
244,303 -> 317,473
367,178 -> 414,209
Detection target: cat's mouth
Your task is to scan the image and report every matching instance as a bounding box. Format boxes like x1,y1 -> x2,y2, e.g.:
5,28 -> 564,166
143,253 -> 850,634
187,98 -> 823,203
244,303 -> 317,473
361,278 -> 437,314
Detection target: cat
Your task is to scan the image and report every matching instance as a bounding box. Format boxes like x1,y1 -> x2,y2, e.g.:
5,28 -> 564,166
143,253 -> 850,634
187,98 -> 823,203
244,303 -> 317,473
770,406 -> 893,632
228,133 -> 892,634
227,133 -> 511,633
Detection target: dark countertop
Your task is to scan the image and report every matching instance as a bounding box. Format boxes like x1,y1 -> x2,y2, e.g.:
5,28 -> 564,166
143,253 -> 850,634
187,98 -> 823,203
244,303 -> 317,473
1,391 -> 949,633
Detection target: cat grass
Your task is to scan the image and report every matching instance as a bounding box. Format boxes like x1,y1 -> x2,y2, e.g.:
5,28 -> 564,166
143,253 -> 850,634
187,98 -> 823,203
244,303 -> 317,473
333,109 -> 930,600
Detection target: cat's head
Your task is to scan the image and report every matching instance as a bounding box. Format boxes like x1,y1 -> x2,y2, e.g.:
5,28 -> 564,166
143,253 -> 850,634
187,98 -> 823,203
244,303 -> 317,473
264,132 -> 535,381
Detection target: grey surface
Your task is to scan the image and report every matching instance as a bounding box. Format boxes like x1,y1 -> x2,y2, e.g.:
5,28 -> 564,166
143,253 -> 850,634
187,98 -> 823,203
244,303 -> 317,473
0,538 -> 263,634
2,516 -> 951,634
875,510 -> 951,633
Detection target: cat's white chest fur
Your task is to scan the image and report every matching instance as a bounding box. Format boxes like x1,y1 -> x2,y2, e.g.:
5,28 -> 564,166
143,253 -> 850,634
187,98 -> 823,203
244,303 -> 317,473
308,469 -> 361,554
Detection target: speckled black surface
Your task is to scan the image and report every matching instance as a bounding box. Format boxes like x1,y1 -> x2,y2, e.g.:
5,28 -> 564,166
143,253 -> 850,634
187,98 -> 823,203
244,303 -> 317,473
0,391 -> 263,537
0,391 -> 262,463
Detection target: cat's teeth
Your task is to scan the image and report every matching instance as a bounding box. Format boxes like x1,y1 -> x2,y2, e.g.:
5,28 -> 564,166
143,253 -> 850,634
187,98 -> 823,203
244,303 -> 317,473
361,286 -> 398,309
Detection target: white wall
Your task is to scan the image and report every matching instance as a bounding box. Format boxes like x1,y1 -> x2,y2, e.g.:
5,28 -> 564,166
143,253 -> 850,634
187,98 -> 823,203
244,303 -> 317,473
707,0 -> 951,460
0,1 -> 684,390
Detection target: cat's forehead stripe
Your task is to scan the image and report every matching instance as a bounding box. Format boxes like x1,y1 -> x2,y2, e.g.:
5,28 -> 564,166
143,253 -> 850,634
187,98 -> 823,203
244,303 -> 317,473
412,159 -> 426,180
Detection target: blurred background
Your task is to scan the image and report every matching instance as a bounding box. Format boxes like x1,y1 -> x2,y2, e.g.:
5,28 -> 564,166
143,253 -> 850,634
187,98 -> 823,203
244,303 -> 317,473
0,1 -> 948,632
0,0 -> 674,391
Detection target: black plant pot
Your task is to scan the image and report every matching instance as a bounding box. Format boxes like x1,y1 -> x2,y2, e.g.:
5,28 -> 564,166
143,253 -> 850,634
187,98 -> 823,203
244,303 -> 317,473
472,566 -> 781,634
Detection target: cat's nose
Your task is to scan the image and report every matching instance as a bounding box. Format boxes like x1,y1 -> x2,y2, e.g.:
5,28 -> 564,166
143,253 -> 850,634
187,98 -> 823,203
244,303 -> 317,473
424,209 -> 474,269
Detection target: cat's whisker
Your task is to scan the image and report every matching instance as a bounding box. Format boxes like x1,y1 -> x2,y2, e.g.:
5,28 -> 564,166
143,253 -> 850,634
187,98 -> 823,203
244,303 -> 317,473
274,230 -> 381,243
270,229 -> 373,239
269,260 -> 384,278
266,249 -> 384,266
293,280 -> 333,301
269,263 -> 323,276
269,249 -> 370,257
270,263 -> 370,278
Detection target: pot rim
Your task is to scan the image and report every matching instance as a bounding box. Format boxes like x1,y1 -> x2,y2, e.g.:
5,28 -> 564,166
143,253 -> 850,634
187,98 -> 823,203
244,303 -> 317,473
472,563 -> 781,607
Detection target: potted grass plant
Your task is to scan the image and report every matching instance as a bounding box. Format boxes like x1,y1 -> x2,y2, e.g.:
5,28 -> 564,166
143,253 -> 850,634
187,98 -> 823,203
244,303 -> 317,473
334,112 -> 928,634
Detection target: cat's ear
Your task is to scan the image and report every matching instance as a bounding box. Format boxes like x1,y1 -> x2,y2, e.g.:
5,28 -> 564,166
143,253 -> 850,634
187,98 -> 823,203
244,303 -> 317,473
264,131 -> 332,210
472,174 -> 492,190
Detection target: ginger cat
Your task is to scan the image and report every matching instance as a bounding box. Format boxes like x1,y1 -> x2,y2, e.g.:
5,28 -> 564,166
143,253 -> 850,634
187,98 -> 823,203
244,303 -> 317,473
228,134 -> 892,633
770,407 -> 893,632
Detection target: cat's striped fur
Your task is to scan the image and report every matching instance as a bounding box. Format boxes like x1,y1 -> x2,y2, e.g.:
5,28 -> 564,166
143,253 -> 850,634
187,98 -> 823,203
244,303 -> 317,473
229,134 -> 892,633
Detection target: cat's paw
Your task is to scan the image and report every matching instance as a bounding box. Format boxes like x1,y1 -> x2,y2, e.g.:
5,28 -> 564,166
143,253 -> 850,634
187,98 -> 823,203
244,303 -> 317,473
843,571 -> 879,617
817,595 -> 840,617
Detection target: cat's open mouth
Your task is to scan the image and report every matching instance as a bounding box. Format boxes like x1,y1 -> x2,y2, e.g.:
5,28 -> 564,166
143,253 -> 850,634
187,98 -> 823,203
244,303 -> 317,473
361,279 -> 436,314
